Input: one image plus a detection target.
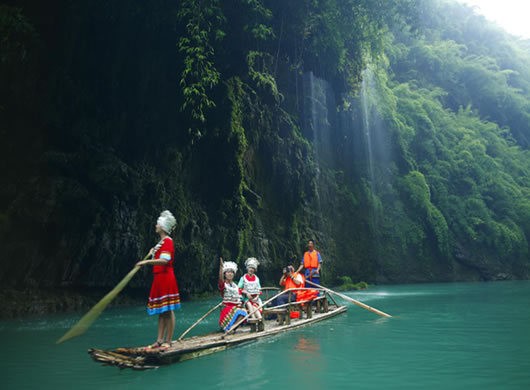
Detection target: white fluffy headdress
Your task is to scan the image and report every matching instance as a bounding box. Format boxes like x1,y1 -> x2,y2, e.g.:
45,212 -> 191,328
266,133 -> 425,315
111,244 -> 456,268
245,257 -> 259,271
223,261 -> 238,274
157,210 -> 177,234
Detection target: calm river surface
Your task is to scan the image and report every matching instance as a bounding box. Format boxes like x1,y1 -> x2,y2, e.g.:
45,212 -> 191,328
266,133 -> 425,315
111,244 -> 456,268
2,281 -> 530,389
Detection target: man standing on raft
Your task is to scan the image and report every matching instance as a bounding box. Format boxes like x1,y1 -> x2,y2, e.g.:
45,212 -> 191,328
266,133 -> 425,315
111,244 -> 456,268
296,239 -> 323,288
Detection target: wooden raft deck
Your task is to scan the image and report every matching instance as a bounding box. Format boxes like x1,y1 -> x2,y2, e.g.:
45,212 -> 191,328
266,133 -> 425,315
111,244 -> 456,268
89,304 -> 347,369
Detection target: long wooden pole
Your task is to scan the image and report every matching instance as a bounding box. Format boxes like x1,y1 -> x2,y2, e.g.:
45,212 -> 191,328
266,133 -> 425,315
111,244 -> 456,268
181,289 -> 323,341
223,288 -> 292,338
305,280 -> 392,318
56,252 -> 151,344
177,301 -> 224,341
223,287 -> 310,338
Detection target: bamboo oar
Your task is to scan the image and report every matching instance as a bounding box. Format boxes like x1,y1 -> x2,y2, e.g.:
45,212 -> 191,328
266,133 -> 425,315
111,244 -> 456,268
177,301 -> 223,341
305,280 -> 392,318
56,253 -> 150,344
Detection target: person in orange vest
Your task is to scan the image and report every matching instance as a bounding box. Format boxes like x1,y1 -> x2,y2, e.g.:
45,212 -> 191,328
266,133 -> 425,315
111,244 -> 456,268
296,239 -> 322,288
271,265 -> 304,307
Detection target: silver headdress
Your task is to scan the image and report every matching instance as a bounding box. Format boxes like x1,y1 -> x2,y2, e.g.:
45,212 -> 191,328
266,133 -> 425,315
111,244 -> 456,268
244,257 -> 259,271
157,210 -> 176,234
222,261 -> 238,274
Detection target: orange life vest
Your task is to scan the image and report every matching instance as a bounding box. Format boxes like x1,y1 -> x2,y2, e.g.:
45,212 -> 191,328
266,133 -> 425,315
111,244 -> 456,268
303,250 -> 319,269
285,272 -> 305,291
296,289 -> 319,302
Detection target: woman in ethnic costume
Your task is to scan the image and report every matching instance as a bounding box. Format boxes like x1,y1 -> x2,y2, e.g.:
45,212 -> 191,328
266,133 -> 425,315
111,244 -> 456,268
218,257 -> 247,332
238,257 -> 263,321
136,210 -> 181,349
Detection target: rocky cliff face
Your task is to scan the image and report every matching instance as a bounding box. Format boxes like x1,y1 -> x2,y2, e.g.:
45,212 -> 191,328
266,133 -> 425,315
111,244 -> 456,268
1,0 -> 529,317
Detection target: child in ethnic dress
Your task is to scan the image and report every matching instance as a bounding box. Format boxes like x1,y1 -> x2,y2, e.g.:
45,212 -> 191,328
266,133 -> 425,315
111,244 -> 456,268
136,210 -> 181,349
238,257 -> 263,321
218,257 -> 247,332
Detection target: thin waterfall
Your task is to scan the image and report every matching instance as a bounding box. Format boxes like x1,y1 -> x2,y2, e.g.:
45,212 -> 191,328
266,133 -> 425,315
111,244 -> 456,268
304,71 -> 333,232
361,71 -> 376,190
309,72 -> 321,183
302,68 -> 390,275
359,67 -> 386,268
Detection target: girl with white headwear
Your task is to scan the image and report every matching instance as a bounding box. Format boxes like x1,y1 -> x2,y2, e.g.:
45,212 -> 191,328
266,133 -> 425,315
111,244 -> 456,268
238,257 -> 263,321
136,210 -> 180,349
218,257 -> 247,332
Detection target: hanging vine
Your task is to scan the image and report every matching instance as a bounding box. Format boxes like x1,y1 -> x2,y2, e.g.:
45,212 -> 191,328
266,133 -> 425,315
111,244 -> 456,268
177,0 -> 225,139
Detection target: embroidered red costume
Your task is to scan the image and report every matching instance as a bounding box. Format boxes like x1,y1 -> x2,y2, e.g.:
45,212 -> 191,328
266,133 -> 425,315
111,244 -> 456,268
218,280 -> 247,332
147,237 -> 181,315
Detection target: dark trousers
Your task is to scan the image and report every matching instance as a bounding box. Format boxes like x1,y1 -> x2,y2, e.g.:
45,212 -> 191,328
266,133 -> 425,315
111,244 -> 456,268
270,292 -> 297,307
305,275 -> 320,288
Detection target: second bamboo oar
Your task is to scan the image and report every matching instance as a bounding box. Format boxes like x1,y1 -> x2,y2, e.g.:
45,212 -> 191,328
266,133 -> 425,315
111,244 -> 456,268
305,280 -> 392,318
223,287 -> 302,338
177,301 -> 223,341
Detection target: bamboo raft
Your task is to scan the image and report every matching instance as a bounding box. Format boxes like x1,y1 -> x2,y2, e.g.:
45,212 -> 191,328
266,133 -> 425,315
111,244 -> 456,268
89,288 -> 347,369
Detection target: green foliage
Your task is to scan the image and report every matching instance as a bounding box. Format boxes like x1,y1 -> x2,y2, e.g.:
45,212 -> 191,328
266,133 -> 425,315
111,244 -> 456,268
0,5 -> 35,64
391,0 -> 530,148
0,5 -> 38,111
177,0 -> 225,137
400,171 -> 431,209
378,11 -> 530,271
260,0 -> 421,106
243,0 -> 273,40
247,51 -> 280,101
4,0 -> 530,306
334,276 -> 369,291
396,171 -> 449,256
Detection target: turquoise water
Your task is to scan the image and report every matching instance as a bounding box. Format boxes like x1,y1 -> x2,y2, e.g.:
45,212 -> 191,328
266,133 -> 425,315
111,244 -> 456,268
2,281 -> 530,389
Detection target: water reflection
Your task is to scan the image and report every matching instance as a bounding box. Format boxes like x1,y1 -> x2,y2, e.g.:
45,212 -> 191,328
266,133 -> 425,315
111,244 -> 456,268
294,335 -> 320,355
288,334 -> 326,388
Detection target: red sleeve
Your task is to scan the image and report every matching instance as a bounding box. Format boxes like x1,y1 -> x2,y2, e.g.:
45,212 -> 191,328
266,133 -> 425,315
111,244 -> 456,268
156,239 -> 173,260
218,280 -> 225,296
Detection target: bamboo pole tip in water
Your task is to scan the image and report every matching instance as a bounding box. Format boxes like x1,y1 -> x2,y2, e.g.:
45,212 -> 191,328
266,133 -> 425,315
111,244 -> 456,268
56,328 -> 83,344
